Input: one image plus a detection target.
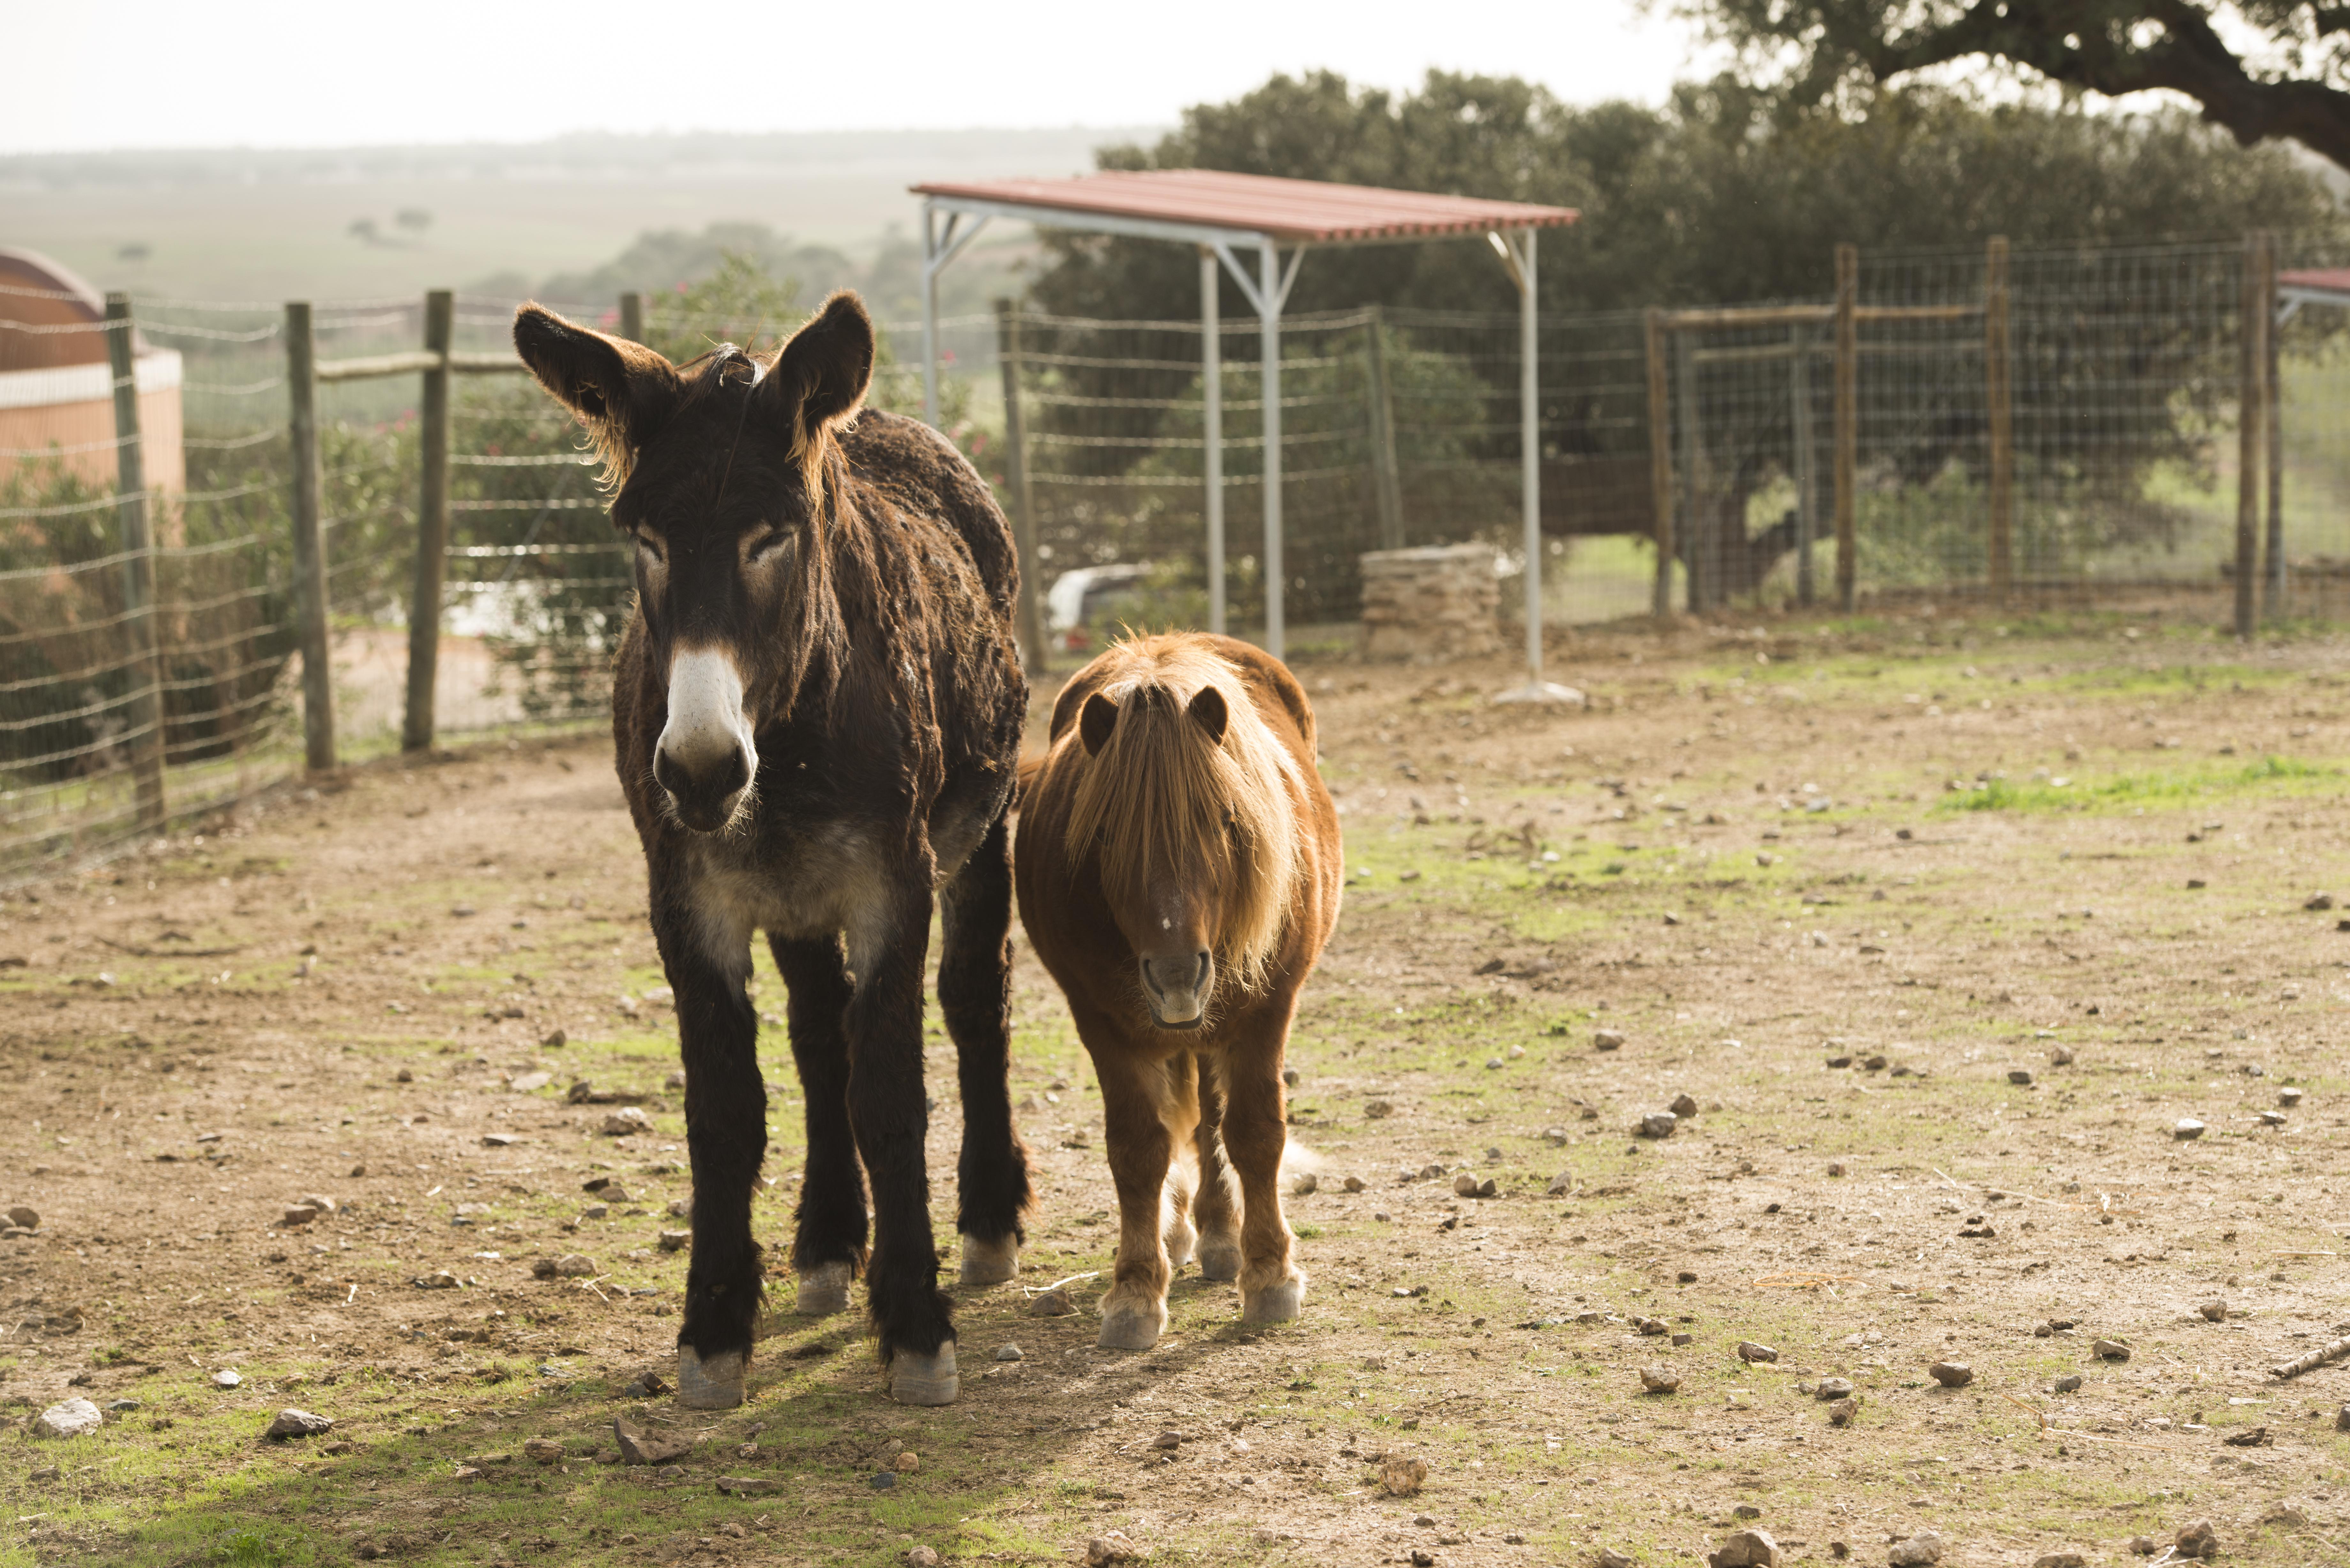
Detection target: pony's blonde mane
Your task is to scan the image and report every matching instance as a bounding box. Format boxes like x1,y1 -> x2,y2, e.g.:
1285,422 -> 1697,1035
1060,637 -> 1306,990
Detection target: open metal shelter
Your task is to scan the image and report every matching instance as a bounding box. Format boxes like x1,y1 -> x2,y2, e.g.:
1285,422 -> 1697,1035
911,169 -> 1579,698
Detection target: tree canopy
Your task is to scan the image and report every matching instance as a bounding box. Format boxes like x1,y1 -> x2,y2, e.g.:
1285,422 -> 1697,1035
1027,68 -> 2338,322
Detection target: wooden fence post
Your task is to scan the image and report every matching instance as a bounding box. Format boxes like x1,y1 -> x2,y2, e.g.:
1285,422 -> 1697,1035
403,289 -> 454,752
1644,308 -> 1674,618
1789,321 -> 1816,608
1362,303 -> 1404,552
1985,236 -> 2014,602
284,301 -> 335,772
2262,247 -> 2286,617
1833,243 -> 1859,614
104,293 -> 166,830
1674,325 -> 1706,612
994,299 -> 1045,674
619,291 -> 644,345
2235,234 -> 2271,639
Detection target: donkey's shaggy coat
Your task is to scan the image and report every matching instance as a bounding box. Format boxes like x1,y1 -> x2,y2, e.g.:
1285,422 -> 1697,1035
1016,633 -> 1341,1350
512,291 -> 1031,1407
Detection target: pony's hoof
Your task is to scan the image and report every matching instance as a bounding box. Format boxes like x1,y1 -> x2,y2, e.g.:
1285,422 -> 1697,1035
676,1346 -> 747,1409
959,1233 -> 1019,1287
1096,1301 -> 1167,1351
1196,1241 -> 1242,1283
1241,1278 -> 1304,1325
796,1261 -> 853,1315
890,1346 -> 959,1406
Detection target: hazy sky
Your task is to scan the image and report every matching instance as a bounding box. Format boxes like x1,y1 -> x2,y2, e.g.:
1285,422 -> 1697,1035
5,0 -> 1718,153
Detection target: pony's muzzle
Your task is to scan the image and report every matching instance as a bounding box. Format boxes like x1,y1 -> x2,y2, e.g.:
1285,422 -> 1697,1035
656,647 -> 756,833
1141,950 -> 1212,1029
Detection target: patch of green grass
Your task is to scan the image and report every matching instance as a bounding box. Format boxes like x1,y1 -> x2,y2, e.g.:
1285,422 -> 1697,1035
1938,755 -> 2337,814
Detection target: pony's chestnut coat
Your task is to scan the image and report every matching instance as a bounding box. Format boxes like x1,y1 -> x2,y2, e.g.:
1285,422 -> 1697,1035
1016,634 -> 1341,1349
512,291 -> 1031,1408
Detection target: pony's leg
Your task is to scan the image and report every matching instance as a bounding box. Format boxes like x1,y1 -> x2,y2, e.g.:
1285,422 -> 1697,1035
1220,1005 -> 1308,1326
938,812 -> 1031,1287
1161,1053 -> 1201,1271
650,876 -> 765,1409
1189,1057 -> 1244,1283
1089,1038 -> 1178,1350
845,883 -> 958,1405
770,933 -> 864,1316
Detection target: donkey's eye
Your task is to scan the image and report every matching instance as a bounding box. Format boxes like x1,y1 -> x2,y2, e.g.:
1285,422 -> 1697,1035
634,535 -> 666,566
746,529 -> 789,563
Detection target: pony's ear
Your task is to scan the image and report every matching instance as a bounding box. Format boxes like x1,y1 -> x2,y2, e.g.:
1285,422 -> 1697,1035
512,305 -> 682,477
1187,684 -> 1229,745
766,290 -> 875,445
1080,692 -> 1120,757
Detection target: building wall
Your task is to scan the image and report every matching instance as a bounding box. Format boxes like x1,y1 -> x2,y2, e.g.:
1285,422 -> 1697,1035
0,351 -> 187,495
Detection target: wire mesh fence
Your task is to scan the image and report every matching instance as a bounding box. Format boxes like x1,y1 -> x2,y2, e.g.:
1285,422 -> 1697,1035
6,230 -> 2350,881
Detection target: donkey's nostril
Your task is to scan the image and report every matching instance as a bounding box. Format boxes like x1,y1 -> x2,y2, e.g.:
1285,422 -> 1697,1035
655,740 -> 750,818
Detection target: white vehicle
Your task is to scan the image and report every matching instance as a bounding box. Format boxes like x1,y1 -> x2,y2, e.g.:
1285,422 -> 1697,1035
1043,563 -> 1153,649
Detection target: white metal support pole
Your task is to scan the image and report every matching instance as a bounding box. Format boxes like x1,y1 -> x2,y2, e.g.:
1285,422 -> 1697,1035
1201,246 -> 1225,637
1260,239 -> 1284,660
921,200 -> 941,428
1493,228 -> 1577,704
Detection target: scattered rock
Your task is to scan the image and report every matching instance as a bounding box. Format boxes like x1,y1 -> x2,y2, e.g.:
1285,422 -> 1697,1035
1637,1112 -> 1677,1140
2032,1555 -> 2086,1568
1150,1430 -> 1182,1451
1364,1100 -> 1395,1119
603,1107 -> 653,1136
2223,1425 -> 2270,1447
2008,1069 -> 2034,1086
2126,1537 -> 2157,1556
33,1398 -> 101,1438
906,1549 -> 941,1568
1292,1172 -> 1319,1197
1887,1532 -> 1943,1567
2173,1118 -> 2205,1141
395,1067 -> 414,1083
1380,1456 -> 1429,1497
716,1474 -> 779,1495
1669,1093 -> 1699,1118
106,1398 -> 139,1413
523,1438 -> 563,1465
1640,1366 -> 1681,1394
413,1271 -> 462,1290
1634,1315 -> 1669,1337
482,1133 -> 519,1148
613,1417 -> 692,1466
540,1029 -> 567,1049
2053,1374 -> 2083,1393
2199,1298 -> 2227,1323
1597,1552 -> 1636,1568
1827,1162 -> 1846,1177
1928,1361 -> 1972,1388
1084,1531 -> 1143,1566
2280,1086 -> 2305,1107
1815,1377 -> 1855,1400
658,1230 -> 689,1252
7,1205 -> 38,1231
1737,1341 -> 1779,1364
2092,1339 -> 2131,1361
2306,893 -> 2335,911
266,1408 -> 334,1440
995,1343 -> 1024,1362
1594,1029 -> 1626,1051
278,1205 -> 316,1227
1705,1527 -> 1780,1567
1451,1173 -> 1497,1198
1027,1288 -> 1075,1317
2174,1521 -> 2219,1559
1826,1397 -> 1859,1426
212,1369 -> 241,1388
896,1450 -> 920,1473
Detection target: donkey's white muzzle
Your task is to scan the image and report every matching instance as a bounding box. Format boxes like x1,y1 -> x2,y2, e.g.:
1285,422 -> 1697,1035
655,647 -> 756,833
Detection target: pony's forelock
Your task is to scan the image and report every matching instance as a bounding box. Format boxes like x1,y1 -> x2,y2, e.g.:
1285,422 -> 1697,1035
1059,637 -> 1305,989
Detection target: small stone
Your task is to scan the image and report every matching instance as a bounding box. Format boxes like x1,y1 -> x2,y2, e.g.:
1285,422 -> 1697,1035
1887,1532 -> 1943,1567
266,1408 -> 334,1440
1826,1054 -> 1853,1069
1928,1361 -> 1972,1388
523,1438 -> 563,1465
541,1029 -> 568,1049
2126,1538 -> 2157,1556
1597,1552 -> 1636,1568
482,1133 -> 518,1148
1669,1093 -> 1698,1118
658,1229 -> 689,1252
1151,1430 -> 1182,1451
2050,1047 -> 2075,1066
2053,1374 -> 2083,1392
1640,1365 -> 1681,1393
603,1108 -> 653,1136
906,1549 -> 942,1568
1486,1057 -> 1505,1071
2223,1424 -> 2270,1447
2092,1339 -> 2131,1361
452,903 -> 477,917
1364,1100 -> 1394,1119
2173,1118 -> 2205,1141
106,1398 -> 140,1413
2280,1086 -> 2305,1107
1343,1175 -> 1367,1192
1737,1341 -> 1779,1364
1863,1054 -> 1888,1071
1546,1172 -> 1573,1196
2174,1521 -> 2219,1559
1734,1504 -> 1762,1520
2199,1298 -> 2227,1323
7,1205 -> 39,1231
2008,1069 -> 2034,1086
1638,1111 -> 1677,1140
2337,1404 -> 2350,1432
995,1343 -> 1025,1362
1594,1029 -> 1626,1052
1676,1270 -> 1698,1284
1827,1161 -> 1846,1177
1672,1331 -> 1694,1346
554,1253 -> 597,1277
279,1205 -> 317,1227
1028,1288 -> 1074,1317
1704,1526 -> 1779,1567
1815,1377 -> 1855,1400
413,1270 -> 462,1290
2306,892 -> 2336,911
613,1417 -> 692,1466
1380,1456 -> 1429,1496
1084,1532 -> 1143,1566
212,1369 -> 242,1388
1827,1397 -> 1859,1426
2032,1555 -> 2087,1568
1453,1173 -> 1480,1196
895,1450 -> 920,1473
1292,1173 -> 1319,1197
716,1474 -> 780,1495
1282,1067 -> 1301,1087
395,1067 -> 414,1083
33,1398 -> 102,1438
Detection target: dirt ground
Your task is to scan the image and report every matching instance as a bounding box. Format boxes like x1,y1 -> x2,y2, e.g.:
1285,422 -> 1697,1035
4,605 -> 2350,1568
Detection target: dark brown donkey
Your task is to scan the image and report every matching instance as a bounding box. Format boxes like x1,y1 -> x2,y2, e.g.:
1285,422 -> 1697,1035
512,292 -> 1032,1407
1015,633 -> 1341,1349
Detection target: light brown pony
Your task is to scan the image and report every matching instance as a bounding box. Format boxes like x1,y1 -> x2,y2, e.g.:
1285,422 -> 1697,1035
1015,632 -> 1341,1349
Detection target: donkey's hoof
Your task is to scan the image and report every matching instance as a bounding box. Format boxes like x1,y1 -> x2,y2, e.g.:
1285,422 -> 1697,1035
1241,1278 -> 1305,1325
676,1346 -> 747,1409
959,1233 -> 1020,1287
795,1261 -> 853,1315
890,1346 -> 959,1406
1196,1240 -> 1242,1283
1097,1301 -> 1167,1352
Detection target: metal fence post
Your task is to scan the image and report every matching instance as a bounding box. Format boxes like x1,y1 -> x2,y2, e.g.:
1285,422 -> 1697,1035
1833,243 -> 1859,614
1645,309 -> 1674,617
105,292 -> 166,830
1363,302 -> 1403,552
619,290 -> 644,345
1200,247 -> 1225,637
993,298 -> 1045,674
2235,234 -> 2271,639
1674,327 -> 1705,613
1789,321 -> 1817,608
284,301 -> 335,772
1985,236 -> 2014,601
404,289 -> 454,752
2260,243 -> 2286,617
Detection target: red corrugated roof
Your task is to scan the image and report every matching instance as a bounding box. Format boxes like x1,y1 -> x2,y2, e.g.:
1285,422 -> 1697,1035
911,169 -> 1578,245
2281,267 -> 2350,296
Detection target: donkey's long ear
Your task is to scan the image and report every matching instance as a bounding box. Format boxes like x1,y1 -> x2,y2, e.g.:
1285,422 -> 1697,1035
765,291 -> 875,447
512,305 -> 682,483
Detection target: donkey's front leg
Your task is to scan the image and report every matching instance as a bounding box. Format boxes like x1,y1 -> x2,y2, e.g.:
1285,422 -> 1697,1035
845,883 -> 957,1405
650,882 -> 766,1410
